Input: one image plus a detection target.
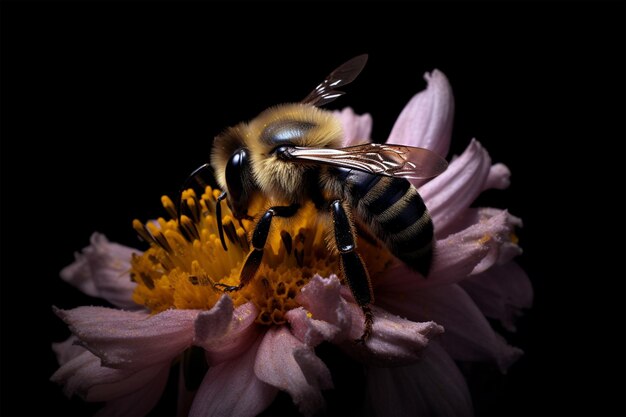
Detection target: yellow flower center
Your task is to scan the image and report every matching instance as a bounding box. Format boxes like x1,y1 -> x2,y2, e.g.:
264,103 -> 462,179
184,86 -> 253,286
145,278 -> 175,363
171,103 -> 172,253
130,186 -> 393,325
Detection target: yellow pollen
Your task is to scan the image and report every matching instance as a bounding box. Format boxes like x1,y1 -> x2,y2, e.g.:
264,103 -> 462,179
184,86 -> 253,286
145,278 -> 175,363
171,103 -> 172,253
130,186 -> 393,326
510,232 -> 519,245
478,234 -> 492,245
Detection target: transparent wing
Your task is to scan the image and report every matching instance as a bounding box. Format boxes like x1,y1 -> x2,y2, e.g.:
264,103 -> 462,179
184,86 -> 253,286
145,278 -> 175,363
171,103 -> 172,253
283,143 -> 448,179
301,55 -> 368,107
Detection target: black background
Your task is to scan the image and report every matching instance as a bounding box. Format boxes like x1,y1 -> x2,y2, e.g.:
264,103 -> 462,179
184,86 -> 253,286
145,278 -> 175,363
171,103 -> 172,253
1,1 -> 624,416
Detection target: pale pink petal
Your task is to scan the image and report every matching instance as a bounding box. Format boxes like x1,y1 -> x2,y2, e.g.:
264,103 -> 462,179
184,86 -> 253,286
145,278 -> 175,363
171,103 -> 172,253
54,306 -> 198,369
434,209 -> 522,278
484,163 -> 511,191
334,107 -> 372,146
340,304 -> 443,367
193,294 -> 234,342
296,274 -> 351,333
51,350 -> 97,398
376,210 -> 521,291
196,301 -> 261,364
370,263 -> 424,292
387,70 -> 454,158
461,262 -> 533,332
50,350 -> 167,402
420,139 -> 491,237
95,365 -> 169,417
292,346 -> 333,391
189,336 -> 277,417
60,233 -> 139,309
377,284 -> 522,372
437,207 -> 522,253
366,342 -> 472,417
254,326 -> 331,416
52,335 -> 86,365
87,364 -> 166,402
286,307 -> 341,346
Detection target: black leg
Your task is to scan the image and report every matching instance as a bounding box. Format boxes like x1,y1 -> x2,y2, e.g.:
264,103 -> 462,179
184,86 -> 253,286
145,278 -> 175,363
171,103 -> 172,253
330,200 -> 374,343
215,203 -> 300,292
216,192 -> 228,251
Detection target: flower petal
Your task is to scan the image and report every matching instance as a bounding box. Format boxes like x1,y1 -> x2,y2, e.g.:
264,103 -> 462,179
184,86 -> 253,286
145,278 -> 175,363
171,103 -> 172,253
193,294 -> 234,342
296,274 -> 351,333
365,342 -> 472,417
292,346 -> 333,391
420,139 -> 492,237
433,209 -> 522,279
341,304 -> 443,367
195,301 -> 261,364
484,162 -> 511,191
376,209 -> 521,291
286,307 -> 341,346
94,365 -> 169,417
387,70 -> 454,158
60,233 -> 139,309
254,326 -> 331,416
377,284 -> 522,372
50,350 -> 167,402
52,335 -> 86,366
189,336 -> 277,417
54,306 -> 198,369
334,107 -> 372,146
461,262 -> 533,332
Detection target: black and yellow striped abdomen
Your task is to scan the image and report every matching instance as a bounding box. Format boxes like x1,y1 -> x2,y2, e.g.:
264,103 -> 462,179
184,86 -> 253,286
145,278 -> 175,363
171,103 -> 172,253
334,167 -> 434,276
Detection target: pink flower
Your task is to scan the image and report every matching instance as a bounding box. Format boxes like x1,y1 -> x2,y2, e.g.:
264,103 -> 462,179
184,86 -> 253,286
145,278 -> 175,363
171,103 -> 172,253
52,69 -> 531,416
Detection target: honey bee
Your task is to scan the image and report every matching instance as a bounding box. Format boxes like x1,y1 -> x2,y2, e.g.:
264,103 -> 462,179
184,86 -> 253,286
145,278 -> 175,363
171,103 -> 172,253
186,55 -> 447,341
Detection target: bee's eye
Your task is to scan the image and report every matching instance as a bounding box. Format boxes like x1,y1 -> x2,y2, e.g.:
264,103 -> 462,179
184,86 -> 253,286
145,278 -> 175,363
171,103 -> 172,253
225,148 -> 249,201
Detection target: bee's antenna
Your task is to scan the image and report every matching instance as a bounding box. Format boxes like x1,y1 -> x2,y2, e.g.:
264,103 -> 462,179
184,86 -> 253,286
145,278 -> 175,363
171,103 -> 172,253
178,163 -> 229,251
177,163 -> 212,225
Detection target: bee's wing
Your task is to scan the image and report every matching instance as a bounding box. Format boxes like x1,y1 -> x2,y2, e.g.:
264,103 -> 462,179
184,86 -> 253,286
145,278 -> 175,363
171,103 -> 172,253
301,55 -> 368,107
285,143 -> 448,179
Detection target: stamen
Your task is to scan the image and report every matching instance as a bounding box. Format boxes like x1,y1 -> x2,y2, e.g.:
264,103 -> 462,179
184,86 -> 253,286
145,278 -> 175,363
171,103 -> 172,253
185,197 -> 201,224
276,281 -> 286,296
139,272 -> 155,289
222,216 -> 239,245
129,186 -> 390,326
280,230 -> 292,255
153,230 -> 173,253
180,215 -> 200,242
132,219 -> 158,246
161,196 -> 178,220
295,249 -> 304,268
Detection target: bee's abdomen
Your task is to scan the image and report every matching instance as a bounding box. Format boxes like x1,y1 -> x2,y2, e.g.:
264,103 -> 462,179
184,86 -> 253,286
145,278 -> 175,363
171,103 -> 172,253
336,168 -> 434,276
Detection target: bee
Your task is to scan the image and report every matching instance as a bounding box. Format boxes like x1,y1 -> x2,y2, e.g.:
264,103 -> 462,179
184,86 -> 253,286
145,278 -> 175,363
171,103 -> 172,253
186,55 -> 447,341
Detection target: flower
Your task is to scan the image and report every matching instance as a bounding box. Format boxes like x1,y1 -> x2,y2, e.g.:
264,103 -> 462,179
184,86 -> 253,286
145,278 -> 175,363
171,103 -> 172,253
51,69 -> 532,416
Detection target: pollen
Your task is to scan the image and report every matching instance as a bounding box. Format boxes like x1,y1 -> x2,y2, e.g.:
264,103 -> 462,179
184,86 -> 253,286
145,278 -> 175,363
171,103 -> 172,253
478,234 -> 492,245
130,186 -> 345,325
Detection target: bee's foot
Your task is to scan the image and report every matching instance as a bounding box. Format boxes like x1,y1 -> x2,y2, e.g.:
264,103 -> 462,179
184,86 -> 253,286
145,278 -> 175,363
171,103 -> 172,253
213,283 -> 242,292
353,306 -> 373,344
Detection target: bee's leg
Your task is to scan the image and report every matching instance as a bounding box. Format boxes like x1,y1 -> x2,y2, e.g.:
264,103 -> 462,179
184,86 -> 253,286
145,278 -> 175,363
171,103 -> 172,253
215,203 -> 300,292
329,200 -> 374,343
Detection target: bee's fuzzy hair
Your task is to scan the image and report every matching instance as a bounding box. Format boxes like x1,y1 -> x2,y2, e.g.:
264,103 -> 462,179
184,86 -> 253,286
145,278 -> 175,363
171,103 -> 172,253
210,103 -> 343,202
245,104 -> 343,201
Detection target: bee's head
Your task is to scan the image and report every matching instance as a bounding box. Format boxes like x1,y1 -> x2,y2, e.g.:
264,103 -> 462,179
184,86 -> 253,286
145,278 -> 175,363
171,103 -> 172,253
244,104 -> 343,199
